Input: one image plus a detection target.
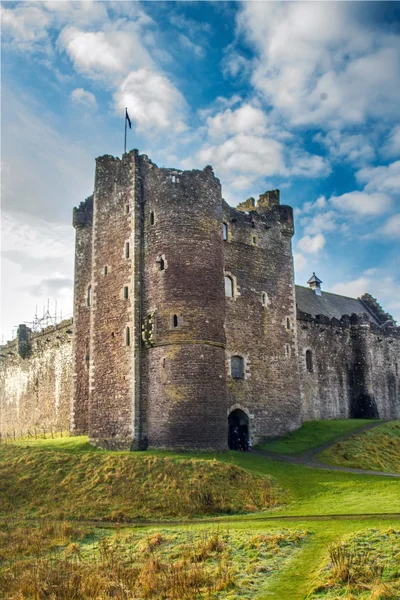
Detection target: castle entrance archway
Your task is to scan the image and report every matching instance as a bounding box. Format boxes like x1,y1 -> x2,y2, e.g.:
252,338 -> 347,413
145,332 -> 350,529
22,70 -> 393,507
228,408 -> 249,450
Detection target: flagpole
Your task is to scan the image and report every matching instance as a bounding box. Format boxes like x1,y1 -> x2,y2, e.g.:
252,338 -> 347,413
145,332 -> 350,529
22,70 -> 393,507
124,107 -> 127,155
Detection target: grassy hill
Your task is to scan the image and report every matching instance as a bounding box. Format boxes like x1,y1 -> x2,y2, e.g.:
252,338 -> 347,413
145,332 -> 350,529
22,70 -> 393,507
0,440 -> 281,521
1,425 -> 399,599
318,421 -> 400,473
257,419 -> 379,454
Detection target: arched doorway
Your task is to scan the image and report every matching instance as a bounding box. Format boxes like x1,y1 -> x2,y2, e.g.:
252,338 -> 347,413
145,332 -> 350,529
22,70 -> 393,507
228,408 -> 249,450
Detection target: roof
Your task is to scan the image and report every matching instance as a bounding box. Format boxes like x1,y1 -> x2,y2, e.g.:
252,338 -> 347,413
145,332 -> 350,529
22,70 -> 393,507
307,272 -> 322,285
295,285 -> 379,324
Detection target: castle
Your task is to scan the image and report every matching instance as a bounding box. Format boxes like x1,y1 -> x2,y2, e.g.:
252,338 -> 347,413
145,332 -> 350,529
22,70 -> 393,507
1,151 -> 399,449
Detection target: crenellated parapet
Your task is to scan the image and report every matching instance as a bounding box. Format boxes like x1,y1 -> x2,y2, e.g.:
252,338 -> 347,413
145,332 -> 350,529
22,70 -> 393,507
72,195 -> 93,229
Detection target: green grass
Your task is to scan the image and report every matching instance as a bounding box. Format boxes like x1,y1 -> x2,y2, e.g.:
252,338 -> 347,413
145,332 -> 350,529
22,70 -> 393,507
2,429 -> 399,599
257,419 -> 379,454
307,527 -> 400,599
0,443 -> 281,521
319,421 -> 400,474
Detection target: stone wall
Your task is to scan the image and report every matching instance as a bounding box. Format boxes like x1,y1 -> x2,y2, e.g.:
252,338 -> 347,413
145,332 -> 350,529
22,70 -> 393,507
0,321 -> 73,438
141,157 -> 228,450
222,193 -> 302,444
72,195 -> 93,434
297,312 -> 400,421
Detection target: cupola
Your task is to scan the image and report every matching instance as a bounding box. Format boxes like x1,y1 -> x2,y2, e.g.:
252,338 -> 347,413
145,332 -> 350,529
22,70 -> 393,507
307,272 -> 322,296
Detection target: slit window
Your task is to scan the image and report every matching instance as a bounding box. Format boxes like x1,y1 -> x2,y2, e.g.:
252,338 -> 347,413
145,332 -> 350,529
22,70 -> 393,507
125,242 -> 130,259
231,355 -> 244,379
306,350 -> 313,373
222,223 -> 228,241
286,317 -> 290,330
150,211 -> 155,225
262,292 -> 268,306
173,315 -> 178,328
252,236 -> 257,245
224,275 -> 234,298
157,256 -> 165,271
124,286 -> 129,299
104,266 -> 108,275
125,327 -> 131,347
285,344 -> 291,358
126,204 -> 130,214
87,285 -> 92,307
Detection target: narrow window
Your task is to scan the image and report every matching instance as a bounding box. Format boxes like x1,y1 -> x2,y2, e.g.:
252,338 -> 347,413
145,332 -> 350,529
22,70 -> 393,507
171,175 -> 176,183
231,355 -> 244,379
104,266 -> 108,275
150,211 -> 155,225
158,256 -> 165,271
395,363 -> 398,376
126,204 -> 130,214
124,286 -> 129,299
173,315 -> 178,328
87,285 -> 92,307
252,236 -> 257,245
125,327 -> 131,347
306,350 -> 313,373
125,242 -> 130,259
285,344 -> 291,358
111,332 -> 115,338
262,292 -> 268,306
224,275 -> 234,298
286,317 -> 290,330
222,223 -> 228,241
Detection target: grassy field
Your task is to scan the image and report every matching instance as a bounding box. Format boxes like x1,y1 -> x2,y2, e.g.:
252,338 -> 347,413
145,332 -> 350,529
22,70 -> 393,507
319,421 -> 400,474
1,425 -> 399,599
257,419 -> 379,454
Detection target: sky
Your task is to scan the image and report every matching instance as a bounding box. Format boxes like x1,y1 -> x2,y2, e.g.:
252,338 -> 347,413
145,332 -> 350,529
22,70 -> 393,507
1,0 -> 400,342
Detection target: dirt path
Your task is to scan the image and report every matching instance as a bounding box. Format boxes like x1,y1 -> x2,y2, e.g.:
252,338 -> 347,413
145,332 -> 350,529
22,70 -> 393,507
254,421 -> 400,477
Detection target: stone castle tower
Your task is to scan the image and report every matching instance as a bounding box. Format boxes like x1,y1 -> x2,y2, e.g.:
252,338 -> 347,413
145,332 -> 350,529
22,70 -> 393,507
72,150 -> 301,450
1,151 -> 398,445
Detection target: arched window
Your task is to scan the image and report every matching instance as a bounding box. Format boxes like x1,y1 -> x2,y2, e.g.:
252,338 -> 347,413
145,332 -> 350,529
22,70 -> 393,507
225,275 -> 234,297
125,327 -> 131,347
222,222 -> 228,241
87,285 -> 92,307
231,355 -> 244,379
306,350 -> 313,373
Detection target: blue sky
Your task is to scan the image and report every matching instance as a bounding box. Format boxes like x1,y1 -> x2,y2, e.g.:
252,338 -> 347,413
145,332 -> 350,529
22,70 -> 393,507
1,0 -> 400,341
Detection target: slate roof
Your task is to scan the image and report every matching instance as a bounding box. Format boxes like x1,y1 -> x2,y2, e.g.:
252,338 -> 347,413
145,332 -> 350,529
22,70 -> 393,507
295,285 -> 380,324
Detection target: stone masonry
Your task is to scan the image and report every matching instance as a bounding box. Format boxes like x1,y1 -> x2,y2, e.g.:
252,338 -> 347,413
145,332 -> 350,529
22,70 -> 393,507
0,150 -> 399,447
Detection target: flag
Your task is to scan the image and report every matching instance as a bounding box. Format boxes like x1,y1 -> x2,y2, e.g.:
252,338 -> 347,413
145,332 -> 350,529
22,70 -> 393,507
125,109 -> 132,129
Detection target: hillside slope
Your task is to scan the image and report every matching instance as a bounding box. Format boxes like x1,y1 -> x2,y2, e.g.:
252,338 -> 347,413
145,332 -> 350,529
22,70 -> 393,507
0,442 -> 281,521
318,421 -> 400,473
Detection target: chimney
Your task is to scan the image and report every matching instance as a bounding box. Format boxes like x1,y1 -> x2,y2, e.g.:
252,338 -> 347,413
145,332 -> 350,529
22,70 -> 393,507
307,272 -> 322,296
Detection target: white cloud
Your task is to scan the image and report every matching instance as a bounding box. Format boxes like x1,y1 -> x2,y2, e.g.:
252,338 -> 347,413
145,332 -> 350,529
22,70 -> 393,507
301,211 -> 338,235
114,69 -> 187,133
293,252 -> 308,272
195,134 -> 285,181
236,3 -> 400,129
356,161 -> 400,195
378,214 -> 400,239
71,88 -> 97,109
179,34 -> 204,58
58,22 -> 153,80
1,5 -> 53,52
207,104 -> 268,141
315,130 -> 375,165
330,191 -> 392,216
382,125 -> 400,158
331,276 -> 370,298
297,233 -> 326,254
